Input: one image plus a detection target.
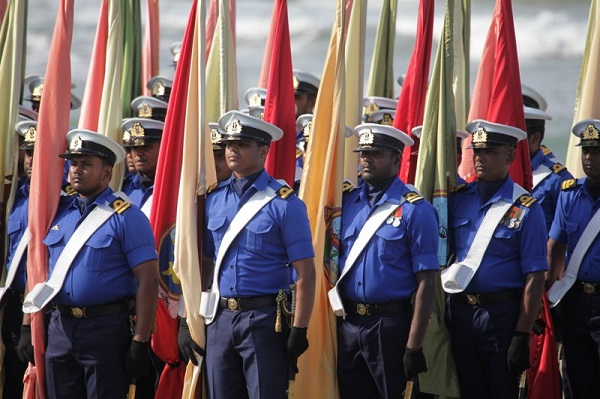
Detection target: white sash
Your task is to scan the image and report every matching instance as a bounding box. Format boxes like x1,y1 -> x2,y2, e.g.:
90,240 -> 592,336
200,187 -> 278,324
141,193 -> 153,218
547,207 -> 600,306
0,228 -> 32,302
441,184 -> 527,294
532,164 -> 552,190
22,194 -> 129,313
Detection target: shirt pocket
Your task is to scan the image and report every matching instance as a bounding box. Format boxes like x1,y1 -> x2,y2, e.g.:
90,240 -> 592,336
207,216 -> 228,246
375,224 -> 406,260
81,234 -> 113,271
450,218 -> 471,252
245,220 -> 274,253
487,226 -> 516,256
7,219 -> 22,242
43,229 -> 67,266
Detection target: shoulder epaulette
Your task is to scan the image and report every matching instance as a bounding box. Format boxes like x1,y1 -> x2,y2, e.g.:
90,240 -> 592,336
276,185 -> 294,200
296,148 -> 303,160
561,179 -> 578,191
404,191 -> 423,203
110,197 -> 131,214
62,183 -> 77,196
517,194 -> 537,208
550,162 -> 566,174
207,182 -> 219,194
541,145 -> 553,156
342,181 -> 356,193
450,183 -> 467,194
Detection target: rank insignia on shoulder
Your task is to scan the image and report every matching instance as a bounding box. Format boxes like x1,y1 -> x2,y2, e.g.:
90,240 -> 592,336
541,145 -> 552,156
62,183 -> 76,196
561,179 -> 578,190
517,194 -> 537,208
405,191 -> 423,203
296,148 -> 303,159
207,182 -> 219,194
342,181 -> 355,193
551,163 -> 566,174
450,184 -> 467,194
276,185 -> 294,200
110,197 -> 131,214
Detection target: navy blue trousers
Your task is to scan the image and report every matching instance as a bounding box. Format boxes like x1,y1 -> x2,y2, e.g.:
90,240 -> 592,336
206,306 -> 288,399
1,291 -> 27,399
560,289 -> 600,398
446,295 -> 520,399
45,309 -> 130,399
337,310 -> 411,399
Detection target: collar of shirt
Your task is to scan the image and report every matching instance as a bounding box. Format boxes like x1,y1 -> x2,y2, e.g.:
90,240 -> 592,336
358,177 -> 405,207
530,148 -> 544,170
476,175 -> 513,207
69,186 -> 114,212
18,177 -> 30,197
230,168 -> 266,198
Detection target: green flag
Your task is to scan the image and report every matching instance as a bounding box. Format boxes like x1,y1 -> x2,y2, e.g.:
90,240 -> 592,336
366,0 -> 396,99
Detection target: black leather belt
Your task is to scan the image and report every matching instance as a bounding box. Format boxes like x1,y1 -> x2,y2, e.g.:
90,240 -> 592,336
219,295 -> 277,311
55,299 -> 131,318
457,289 -> 522,306
576,281 -> 600,295
343,300 -> 410,316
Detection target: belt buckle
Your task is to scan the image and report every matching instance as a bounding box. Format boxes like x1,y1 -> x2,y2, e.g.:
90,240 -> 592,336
356,303 -> 368,316
583,283 -> 596,294
227,298 -> 239,311
71,307 -> 85,318
465,294 -> 479,305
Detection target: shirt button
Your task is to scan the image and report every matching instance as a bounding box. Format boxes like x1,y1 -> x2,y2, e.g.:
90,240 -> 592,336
230,287 -> 233,291
230,265 -> 234,269
357,282 -> 362,286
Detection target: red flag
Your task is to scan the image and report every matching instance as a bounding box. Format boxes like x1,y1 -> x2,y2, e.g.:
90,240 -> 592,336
395,0 -> 434,184
460,0 -> 532,190
149,1 -> 198,397
527,294 -> 560,399
25,1 -> 74,397
263,0 -> 296,186
258,1 -> 277,87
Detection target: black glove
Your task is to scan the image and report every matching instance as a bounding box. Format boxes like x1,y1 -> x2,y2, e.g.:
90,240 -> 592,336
17,325 -> 35,365
125,340 -> 150,378
287,327 -> 309,374
507,331 -> 530,374
403,347 -> 427,378
178,318 -> 205,366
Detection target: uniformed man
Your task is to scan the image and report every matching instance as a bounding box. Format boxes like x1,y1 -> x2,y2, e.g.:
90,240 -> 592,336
525,106 -> 573,232
121,118 -> 163,215
202,111 -> 315,398
547,118 -> 600,398
131,95 -> 169,122
444,120 -> 548,399
22,130 -> 158,398
146,76 -> 173,103
2,121 -> 37,398
209,122 -> 232,183
333,123 -> 438,398
293,69 -> 319,118
244,87 -> 267,108
362,96 -> 398,124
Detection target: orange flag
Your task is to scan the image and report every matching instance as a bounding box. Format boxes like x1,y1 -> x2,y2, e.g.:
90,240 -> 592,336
142,0 -> 159,97
24,1 -> 74,397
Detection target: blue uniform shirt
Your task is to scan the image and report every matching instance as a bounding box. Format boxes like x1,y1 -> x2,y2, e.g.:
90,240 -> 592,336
549,178 -> 600,282
44,187 -> 157,306
6,179 -> 30,293
531,149 -> 573,232
204,170 -> 314,297
339,178 -> 439,303
122,173 -> 154,208
449,178 -> 548,293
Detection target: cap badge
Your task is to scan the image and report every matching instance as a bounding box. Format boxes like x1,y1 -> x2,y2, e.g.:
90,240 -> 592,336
227,119 -> 242,134
131,122 -> 146,138
381,113 -> 393,126
32,83 -> 44,100
249,93 -> 262,107
472,127 -> 488,144
365,101 -> 379,116
210,128 -> 222,144
152,81 -> 166,97
303,121 -> 312,139
70,135 -> 83,151
138,103 -> 153,118
24,127 -> 36,144
293,75 -> 300,90
582,123 -> 600,140
359,129 -> 375,145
